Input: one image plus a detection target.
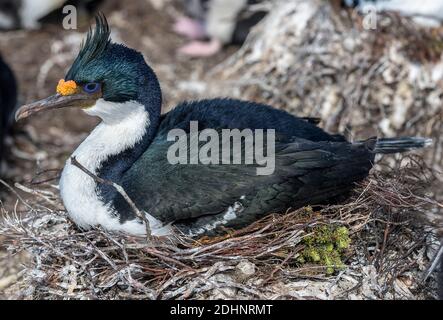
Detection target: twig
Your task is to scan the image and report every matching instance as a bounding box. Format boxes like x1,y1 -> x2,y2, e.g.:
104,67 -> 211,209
422,243 -> 443,282
14,183 -> 61,209
0,179 -> 33,210
70,156 -> 152,239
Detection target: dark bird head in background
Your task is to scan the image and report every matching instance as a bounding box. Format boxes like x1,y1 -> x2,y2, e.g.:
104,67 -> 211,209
0,0 -> 21,30
0,53 -> 17,159
15,14 -> 162,124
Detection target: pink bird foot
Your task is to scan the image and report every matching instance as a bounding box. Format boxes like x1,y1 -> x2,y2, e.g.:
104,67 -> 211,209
178,39 -> 222,57
173,16 -> 206,40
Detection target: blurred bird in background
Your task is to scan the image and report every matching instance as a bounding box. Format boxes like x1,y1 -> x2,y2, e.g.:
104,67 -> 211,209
0,0 -> 103,30
174,0 -> 269,57
0,53 -> 17,167
342,0 -> 443,27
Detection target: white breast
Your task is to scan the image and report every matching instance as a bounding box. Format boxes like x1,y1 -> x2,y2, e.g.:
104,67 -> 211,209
59,99 -> 171,236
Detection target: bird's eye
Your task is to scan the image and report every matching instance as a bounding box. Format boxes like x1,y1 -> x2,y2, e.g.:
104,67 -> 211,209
83,83 -> 101,94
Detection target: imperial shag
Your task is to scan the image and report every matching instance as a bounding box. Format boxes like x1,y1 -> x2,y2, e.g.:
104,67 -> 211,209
15,15 -> 431,237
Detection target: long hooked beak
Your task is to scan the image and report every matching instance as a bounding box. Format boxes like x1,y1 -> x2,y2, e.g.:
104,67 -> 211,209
15,93 -> 98,121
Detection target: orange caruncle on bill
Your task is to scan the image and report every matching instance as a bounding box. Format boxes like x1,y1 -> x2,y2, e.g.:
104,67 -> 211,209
57,79 -> 78,96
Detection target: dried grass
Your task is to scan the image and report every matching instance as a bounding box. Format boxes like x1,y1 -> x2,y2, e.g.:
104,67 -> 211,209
0,156 -> 440,300
202,0 -> 443,185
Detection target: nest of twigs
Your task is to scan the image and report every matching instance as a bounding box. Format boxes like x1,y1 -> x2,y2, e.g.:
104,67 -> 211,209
0,156 -> 440,300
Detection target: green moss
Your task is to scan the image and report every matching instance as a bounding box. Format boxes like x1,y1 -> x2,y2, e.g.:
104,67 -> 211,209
299,225 -> 351,275
299,206 -> 314,218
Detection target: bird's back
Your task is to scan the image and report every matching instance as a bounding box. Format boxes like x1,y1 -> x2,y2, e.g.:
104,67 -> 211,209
157,98 -> 345,143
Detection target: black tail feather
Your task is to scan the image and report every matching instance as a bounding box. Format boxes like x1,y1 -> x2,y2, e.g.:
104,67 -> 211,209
370,137 -> 432,154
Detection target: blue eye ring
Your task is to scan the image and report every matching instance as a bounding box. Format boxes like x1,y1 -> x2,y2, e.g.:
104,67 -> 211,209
83,82 -> 101,94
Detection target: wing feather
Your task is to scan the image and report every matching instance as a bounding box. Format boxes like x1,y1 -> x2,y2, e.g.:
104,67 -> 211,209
119,132 -> 373,228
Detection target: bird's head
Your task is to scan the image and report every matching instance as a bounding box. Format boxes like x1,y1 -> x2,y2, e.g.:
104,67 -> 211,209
16,14 -> 162,124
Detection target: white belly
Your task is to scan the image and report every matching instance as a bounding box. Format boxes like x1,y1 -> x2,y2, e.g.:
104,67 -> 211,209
58,100 -> 171,236
60,152 -> 149,236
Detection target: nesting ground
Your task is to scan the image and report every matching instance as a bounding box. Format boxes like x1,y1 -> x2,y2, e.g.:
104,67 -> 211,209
0,0 -> 441,299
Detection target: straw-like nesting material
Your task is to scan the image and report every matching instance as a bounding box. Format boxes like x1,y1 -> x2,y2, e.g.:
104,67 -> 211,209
0,156 -> 439,299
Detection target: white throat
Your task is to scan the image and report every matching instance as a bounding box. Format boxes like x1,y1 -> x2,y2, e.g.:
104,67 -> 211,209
59,99 -> 169,236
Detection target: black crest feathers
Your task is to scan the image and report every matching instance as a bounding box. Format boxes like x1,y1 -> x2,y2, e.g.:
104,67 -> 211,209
80,13 -> 111,62
66,13 -> 111,79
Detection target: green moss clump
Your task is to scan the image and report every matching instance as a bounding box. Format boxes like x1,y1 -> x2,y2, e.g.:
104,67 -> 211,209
299,225 -> 351,275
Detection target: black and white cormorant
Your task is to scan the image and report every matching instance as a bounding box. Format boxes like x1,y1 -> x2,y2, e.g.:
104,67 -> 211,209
0,53 -> 17,162
15,15 -> 431,237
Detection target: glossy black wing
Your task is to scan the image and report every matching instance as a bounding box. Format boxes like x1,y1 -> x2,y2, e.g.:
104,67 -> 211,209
119,132 -> 373,229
